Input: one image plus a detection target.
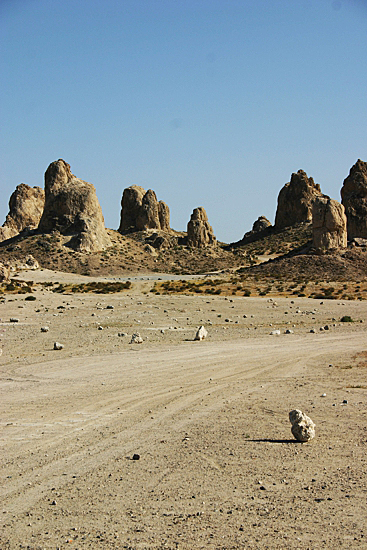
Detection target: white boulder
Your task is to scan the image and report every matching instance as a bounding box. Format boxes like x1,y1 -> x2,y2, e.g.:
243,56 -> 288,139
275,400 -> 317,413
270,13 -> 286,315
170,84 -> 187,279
53,342 -> 64,350
195,325 -> 208,341
130,332 -> 143,344
289,409 -> 316,442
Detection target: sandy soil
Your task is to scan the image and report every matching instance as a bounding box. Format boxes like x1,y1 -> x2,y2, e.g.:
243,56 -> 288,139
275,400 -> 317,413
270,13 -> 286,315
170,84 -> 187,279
1,270 -> 367,549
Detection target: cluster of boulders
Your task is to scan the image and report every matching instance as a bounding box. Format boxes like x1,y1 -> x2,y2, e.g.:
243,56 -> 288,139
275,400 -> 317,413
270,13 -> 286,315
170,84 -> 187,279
1,158 -> 367,255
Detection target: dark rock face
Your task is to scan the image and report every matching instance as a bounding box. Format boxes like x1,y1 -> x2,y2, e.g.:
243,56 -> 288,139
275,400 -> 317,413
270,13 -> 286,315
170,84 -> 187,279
38,159 -> 110,252
275,170 -> 325,229
119,185 -> 170,233
341,159 -> 367,239
312,197 -> 347,252
187,207 -> 216,247
0,184 -> 44,242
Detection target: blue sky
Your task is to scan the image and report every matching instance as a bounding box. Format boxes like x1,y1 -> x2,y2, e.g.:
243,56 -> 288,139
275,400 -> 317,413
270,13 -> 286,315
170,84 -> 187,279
1,0 -> 366,243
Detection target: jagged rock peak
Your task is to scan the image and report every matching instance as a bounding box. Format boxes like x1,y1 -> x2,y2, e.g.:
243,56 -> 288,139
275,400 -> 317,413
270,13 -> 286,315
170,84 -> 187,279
252,216 -> 272,233
0,184 -> 44,242
341,159 -> 367,239
312,197 -> 347,253
187,207 -> 216,247
119,185 -> 170,233
275,169 -> 325,229
38,159 -> 110,252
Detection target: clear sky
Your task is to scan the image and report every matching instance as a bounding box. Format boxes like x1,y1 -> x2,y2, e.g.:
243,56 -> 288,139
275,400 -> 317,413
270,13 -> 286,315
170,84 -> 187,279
1,0 -> 366,243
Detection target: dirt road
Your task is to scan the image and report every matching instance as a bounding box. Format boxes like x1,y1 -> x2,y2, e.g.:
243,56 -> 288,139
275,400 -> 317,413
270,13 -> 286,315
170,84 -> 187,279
2,327 -> 367,549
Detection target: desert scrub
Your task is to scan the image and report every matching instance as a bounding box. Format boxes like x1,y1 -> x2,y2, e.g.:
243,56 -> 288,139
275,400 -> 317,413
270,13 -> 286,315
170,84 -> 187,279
340,315 -> 354,322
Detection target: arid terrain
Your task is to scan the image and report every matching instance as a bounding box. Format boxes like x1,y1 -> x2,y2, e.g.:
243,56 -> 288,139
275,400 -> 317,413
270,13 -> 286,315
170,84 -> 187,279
1,268 -> 367,549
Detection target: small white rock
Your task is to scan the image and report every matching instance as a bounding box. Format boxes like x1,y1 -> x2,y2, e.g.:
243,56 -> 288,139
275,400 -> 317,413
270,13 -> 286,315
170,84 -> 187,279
270,330 -> 281,335
53,342 -> 64,350
195,326 -> 208,341
130,333 -> 143,344
41,326 -> 49,332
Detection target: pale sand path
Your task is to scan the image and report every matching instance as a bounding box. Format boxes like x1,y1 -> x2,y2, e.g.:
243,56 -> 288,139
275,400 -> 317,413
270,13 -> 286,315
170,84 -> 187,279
1,331 -> 367,548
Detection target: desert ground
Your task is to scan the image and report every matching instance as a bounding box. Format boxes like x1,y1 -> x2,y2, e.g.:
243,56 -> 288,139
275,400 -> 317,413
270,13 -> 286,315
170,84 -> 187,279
1,269 -> 367,549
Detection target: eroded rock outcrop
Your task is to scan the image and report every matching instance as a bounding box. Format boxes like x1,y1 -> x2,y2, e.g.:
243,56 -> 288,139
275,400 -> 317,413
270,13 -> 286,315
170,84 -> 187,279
241,215 -> 272,242
0,184 -> 44,242
187,207 -> 216,247
38,159 -> 110,252
119,185 -> 170,233
289,409 -> 315,442
275,170 -> 325,229
341,159 -> 367,239
252,215 -> 272,233
0,262 -> 10,283
312,197 -> 347,252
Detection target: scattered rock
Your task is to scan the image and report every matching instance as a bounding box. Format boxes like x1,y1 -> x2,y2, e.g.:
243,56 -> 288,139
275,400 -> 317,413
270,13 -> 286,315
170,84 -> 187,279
132,453 -> 140,460
41,326 -> 49,332
38,159 -> 110,252
270,330 -> 281,335
285,329 -> 294,334
289,409 -> 316,442
195,325 -> 208,341
312,197 -> 347,252
275,169 -> 326,229
187,207 -> 216,247
53,342 -> 64,350
130,333 -> 143,344
10,318 -> 19,323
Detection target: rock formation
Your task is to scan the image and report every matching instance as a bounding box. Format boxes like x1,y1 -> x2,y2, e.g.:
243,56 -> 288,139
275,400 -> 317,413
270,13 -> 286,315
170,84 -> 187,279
241,215 -> 272,243
38,159 -> 110,252
0,262 -> 10,283
275,170 -> 325,229
119,185 -> 170,233
187,207 -> 216,247
341,159 -> 367,239
312,197 -> 347,252
289,409 -> 315,442
0,184 -> 44,242
252,215 -> 272,233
